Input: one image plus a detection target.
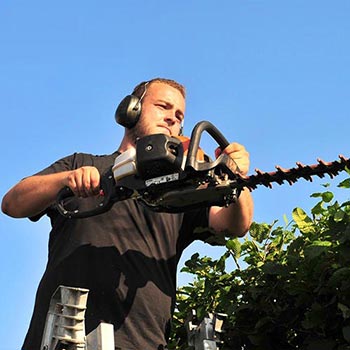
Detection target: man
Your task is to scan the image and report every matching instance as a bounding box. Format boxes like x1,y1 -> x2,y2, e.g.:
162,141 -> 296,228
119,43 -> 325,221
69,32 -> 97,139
2,78 -> 253,350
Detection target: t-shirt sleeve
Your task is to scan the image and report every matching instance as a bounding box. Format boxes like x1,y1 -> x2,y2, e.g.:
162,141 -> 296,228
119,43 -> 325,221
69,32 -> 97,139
33,153 -> 80,176
177,207 -> 216,251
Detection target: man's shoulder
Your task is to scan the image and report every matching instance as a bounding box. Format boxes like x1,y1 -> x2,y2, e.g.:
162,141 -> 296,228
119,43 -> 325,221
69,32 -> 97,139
70,151 -> 119,168
72,150 -> 119,159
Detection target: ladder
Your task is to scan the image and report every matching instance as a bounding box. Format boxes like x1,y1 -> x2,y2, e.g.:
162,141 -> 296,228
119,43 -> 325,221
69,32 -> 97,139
40,286 -> 114,350
40,286 -> 226,350
185,309 -> 227,350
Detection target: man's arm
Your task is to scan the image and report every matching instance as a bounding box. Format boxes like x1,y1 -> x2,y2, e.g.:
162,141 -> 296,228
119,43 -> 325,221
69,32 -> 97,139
208,142 -> 254,237
1,166 -> 100,218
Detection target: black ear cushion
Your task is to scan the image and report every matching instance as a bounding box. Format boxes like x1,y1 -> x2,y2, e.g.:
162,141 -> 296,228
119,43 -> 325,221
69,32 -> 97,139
115,95 -> 141,128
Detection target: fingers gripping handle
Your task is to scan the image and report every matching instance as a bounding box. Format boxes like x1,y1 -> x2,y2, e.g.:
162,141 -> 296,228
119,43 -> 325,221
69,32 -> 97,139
56,170 -> 115,218
185,120 -> 239,173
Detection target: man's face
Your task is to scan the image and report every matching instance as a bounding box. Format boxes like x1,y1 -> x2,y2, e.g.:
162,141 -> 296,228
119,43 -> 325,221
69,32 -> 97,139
133,82 -> 185,138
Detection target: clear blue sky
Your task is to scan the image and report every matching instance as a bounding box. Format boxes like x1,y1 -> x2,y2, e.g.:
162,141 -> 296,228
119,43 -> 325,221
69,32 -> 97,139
1,1 -> 349,349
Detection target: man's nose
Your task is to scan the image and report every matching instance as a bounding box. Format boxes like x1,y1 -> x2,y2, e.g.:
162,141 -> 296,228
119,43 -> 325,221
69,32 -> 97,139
164,113 -> 176,125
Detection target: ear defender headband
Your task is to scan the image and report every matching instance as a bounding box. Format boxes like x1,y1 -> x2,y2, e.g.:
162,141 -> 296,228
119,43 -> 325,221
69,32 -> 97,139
115,82 -> 149,129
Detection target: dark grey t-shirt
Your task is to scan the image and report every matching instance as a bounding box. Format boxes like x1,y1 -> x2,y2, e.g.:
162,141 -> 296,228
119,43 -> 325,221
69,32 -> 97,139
23,152 -> 211,350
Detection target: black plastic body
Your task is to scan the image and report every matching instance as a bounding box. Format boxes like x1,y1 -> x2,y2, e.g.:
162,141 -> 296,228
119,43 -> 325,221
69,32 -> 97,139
136,134 -> 184,179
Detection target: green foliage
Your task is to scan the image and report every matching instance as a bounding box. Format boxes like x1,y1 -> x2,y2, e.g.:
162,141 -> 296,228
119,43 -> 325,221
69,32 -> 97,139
169,178 -> 350,350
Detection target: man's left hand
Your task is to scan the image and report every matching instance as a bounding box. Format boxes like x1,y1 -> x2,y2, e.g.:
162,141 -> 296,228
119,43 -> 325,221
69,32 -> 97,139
216,142 -> 250,176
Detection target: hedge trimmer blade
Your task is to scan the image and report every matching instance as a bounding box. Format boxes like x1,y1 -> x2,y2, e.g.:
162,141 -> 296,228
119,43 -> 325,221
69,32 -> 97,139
235,155 -> 350,192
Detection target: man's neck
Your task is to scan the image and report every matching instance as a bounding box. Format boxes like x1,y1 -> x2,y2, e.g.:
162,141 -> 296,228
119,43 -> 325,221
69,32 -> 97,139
117,130 -> 136,153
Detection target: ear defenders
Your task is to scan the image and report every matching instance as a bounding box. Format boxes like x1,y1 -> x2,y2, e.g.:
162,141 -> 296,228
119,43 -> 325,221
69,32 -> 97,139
115,95 -> 142,129
115,82 -> 149,129
114,81 -> 184,135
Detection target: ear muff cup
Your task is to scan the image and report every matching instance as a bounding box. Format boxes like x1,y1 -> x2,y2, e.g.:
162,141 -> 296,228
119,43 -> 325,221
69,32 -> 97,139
115,95 -> 141,129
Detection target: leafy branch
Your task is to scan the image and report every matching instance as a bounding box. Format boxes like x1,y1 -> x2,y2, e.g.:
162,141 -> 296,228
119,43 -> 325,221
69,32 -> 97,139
169,175 -> 350,350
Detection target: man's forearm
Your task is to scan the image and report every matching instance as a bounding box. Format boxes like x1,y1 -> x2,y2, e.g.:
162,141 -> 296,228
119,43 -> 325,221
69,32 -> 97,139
1,172 -> 70,218
209,188 -> 254,237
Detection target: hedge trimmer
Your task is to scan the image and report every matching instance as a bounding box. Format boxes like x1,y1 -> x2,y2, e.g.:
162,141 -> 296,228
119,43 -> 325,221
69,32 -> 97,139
56,121 -> 349,218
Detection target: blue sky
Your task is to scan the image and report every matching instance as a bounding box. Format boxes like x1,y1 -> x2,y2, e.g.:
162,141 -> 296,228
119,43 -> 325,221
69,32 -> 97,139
1,1 -> 349,349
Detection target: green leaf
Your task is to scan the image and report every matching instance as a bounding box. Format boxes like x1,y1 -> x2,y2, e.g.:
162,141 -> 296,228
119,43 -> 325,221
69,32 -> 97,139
302,303 -> 325,330
311,201 -> 325,216
249,222 -> 271,243
304,245 -> 327,260
216,254 -> 227,272
334,209 -> 345,222
322,191 -> 334,202
328,267 -> 350,287
247,334 -> 264,346
261,261 -> 287,275
292,207 -> 315,234
203,231 -> 227,246
304,241 -> 332,260
191,252 -> 199,260
338,303 -> 350,320
254,316 -> 273,331
226,238 -> 241,259
338,178 -> 350,189
310,240 -> 332,247
339,224 -> 350,243
242,240 -> 260,253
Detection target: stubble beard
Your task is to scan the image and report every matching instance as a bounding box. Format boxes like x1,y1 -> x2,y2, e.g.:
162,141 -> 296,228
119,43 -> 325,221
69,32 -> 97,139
127,122 -> 149,145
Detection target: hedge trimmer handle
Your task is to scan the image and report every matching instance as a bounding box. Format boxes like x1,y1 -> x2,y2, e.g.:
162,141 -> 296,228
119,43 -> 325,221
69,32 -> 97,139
56,168 -> 124,219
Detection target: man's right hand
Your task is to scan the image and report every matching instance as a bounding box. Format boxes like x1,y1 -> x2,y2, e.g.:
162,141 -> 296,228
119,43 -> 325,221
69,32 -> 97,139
65,166 -> 101,198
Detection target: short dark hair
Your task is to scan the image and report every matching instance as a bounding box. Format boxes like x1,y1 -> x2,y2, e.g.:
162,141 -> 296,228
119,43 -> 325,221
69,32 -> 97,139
132,78 -> 186,99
